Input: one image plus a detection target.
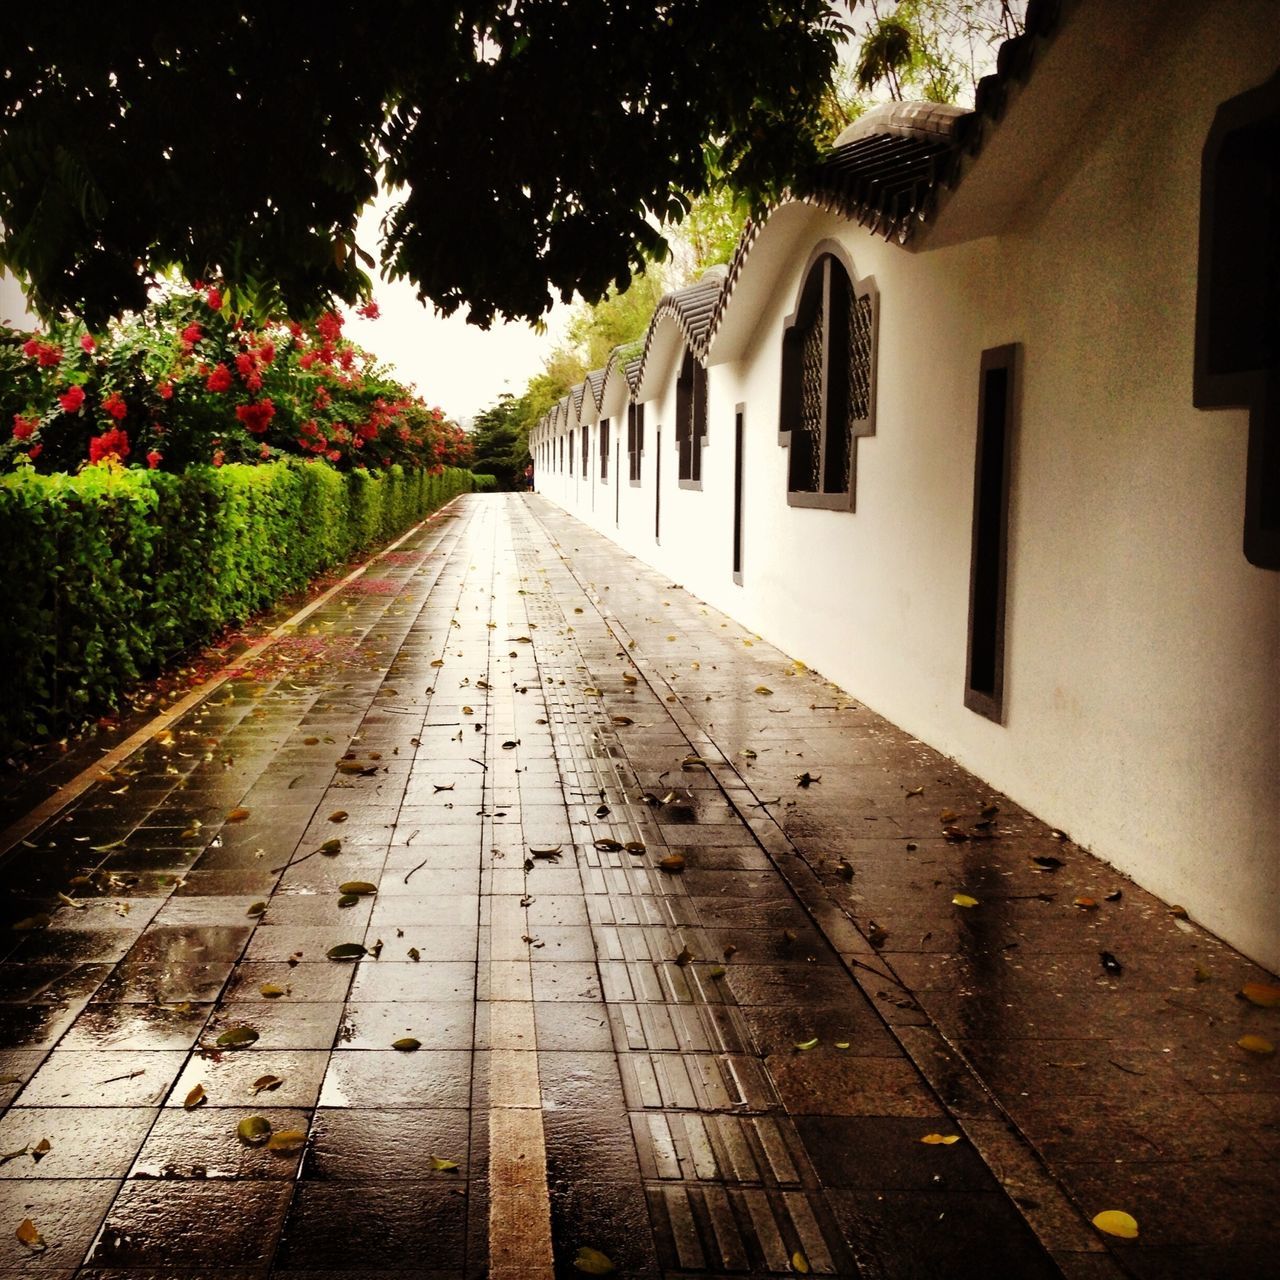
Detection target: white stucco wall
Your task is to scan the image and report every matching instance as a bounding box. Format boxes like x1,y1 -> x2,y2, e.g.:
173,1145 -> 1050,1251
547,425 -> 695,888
531,2 -> 1280,969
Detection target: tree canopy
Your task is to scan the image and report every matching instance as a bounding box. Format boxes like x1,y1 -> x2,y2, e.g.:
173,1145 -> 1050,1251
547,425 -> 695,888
0,2 -> 851,329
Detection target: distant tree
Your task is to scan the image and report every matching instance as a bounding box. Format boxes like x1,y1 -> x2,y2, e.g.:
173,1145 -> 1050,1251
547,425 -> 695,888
0,2 -> 852,329
467,393 -> 529,489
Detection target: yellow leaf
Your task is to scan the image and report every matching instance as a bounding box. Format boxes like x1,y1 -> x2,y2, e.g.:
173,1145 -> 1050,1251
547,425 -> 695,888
1238,1034 -> 1275,1056
920,1133 -> 962,1145
755,686 -> 773,696
1092,1210 -> 1139,1239
260,984 -> 286,998
15,1218 -> 45,1252
952,894 -> 979,908
658,854 -> 686,873
266,1129 -> 307,1152
429,1154 -> 460,1171
792,1249 -> 810,1274
183,1083 -> 206,1110
1241,982 -> 1280,1008
572,1246 -> 616,1275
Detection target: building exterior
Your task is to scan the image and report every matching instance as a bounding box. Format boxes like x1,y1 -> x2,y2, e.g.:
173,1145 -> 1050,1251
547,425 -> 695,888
529,0 -> 1280,971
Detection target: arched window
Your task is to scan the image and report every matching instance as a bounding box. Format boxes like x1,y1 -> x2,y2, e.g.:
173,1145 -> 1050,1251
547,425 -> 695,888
779,251 -> 877,510
676,347 -> 708,486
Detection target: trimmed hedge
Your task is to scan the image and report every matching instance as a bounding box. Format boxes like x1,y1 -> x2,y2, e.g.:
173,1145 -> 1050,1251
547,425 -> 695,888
0,461 -> 476,750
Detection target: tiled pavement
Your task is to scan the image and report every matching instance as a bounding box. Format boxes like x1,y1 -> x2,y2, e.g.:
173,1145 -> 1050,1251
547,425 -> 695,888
0,492 -> 1276,1280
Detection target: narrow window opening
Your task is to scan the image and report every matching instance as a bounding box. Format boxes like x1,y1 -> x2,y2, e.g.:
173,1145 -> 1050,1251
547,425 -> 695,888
654,426 -> 661,542
600,418 -> 610,481
677,348 -> 707,486
628,402 -> 645,484
1195,74 -> 1280,568
965,345 -> 1017,723
732,406 -> 745,584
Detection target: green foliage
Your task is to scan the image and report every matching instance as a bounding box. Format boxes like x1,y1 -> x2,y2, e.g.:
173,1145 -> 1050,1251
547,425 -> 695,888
468,395 -> 530,490
472,473 -> 498,492
0,3 -> 850,328
1,282 -> 471,475
565,267 -> 668,372
0,461 -> 475,750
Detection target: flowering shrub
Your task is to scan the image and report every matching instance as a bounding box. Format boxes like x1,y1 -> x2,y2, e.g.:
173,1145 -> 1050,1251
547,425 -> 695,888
0,280 -> 471,476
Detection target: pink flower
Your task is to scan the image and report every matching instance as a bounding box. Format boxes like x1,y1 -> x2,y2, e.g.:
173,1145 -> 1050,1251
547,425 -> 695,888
326,449 -> 341,462
102,391 -> 128,420
357,301 -> 380,320
146,449 -> 162,469
259,444 -> 271,459
205,364 -> 233,393
58,385 -> 86,413
12,415 -> 37,441
212,448 -> 225,467
80,334 -> 96,353
206,287 -> 223,311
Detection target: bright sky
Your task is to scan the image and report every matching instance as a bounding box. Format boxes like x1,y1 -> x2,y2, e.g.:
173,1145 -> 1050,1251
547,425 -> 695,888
340,193 -> 571,426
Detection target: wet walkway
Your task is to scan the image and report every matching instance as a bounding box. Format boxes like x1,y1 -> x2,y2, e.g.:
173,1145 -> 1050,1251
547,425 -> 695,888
1,493 -> 1276,1280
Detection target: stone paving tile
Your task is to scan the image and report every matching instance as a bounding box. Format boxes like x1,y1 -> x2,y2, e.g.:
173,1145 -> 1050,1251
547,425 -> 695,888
2,492 -> 1275,1277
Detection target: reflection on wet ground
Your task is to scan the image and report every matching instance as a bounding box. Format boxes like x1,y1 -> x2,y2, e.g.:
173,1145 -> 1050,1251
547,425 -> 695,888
0,492 -> 1274,1279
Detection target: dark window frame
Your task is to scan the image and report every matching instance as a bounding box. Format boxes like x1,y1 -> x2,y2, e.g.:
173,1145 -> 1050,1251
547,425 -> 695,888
732,404 -> 745,585
599,418 -> 610,482
1194,72 -> 1280,569
964,344 -> 1018,724
778,242 -> 878,511
676,347 -> 708,489
581,423 -> 589,478
628,401 -> 645,486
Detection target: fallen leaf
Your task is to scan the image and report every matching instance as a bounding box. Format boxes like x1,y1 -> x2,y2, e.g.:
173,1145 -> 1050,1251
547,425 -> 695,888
1169,904 -> 1189,920
1100,951 -> 1123,975
952,894 -> 980,908
226,808 -> 251,822
429,1154 -> 461,1171
792,1249 -> 811,1274
834,1041 -> 851,1050
1031,856 -> 1064,871
15,1219 -> 45,1252
392,1038 -> 421,1052
1194,964 -> 1212,983
303,737 -> 320,745
1238,1034 -> 1276,1056
795,772 -> 820,788
260,983 -> 287,998
339,882 -> 378,895
529,844 -> 563,857
30,1138 -> 50,1162
1241,982 -> 1280,1008
709,965 -> 727,978
595,839 -> 623,852
184,1084 -> 207,1110
1104,889 -> 1123,902
328,810 -> 349,823
326,943 -> 367,960
920,1133 -> 962,1145
320,838 -> 342,855
658,854 -> 686,873
723,944 -> 738,960
611,716 -> 634,726
837,860 -> 854,881
1074,897 -> 1099,911
407,948 -> 421,961
266,1129 -> 307,1152
573,1245 -> 616,1275
754,686 -> 773,696
237,1115 -> 272,1146
943,825 -> 969,842
624,841 -> 646,854
1092,1210 -> 1139,1239
216,1027 -> 259,1048
246,901 -> 267,917
794,1037 -> 819,1051
675,946 -> 694,967
462,706 -> 473,715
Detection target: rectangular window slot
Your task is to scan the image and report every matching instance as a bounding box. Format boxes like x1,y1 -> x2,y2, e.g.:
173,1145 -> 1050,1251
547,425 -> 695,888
965,345 -> 1018,723
732,407 -> 745,583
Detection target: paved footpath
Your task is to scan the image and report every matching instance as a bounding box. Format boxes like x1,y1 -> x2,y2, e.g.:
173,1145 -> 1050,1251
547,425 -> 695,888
0,493 -> 1276,1280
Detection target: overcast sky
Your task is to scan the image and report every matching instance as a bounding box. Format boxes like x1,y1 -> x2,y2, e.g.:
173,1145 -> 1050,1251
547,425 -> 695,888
340,193 -> 571,425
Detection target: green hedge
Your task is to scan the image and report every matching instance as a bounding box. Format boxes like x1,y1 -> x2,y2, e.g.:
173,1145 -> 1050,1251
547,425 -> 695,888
0,461 -> 475,749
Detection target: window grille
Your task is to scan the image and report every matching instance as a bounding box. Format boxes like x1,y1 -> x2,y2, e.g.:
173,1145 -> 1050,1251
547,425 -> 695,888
676,348 -> 707,485
600,419 -> 610,481
628,402 -> 645,484
779,251 -> 877,510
